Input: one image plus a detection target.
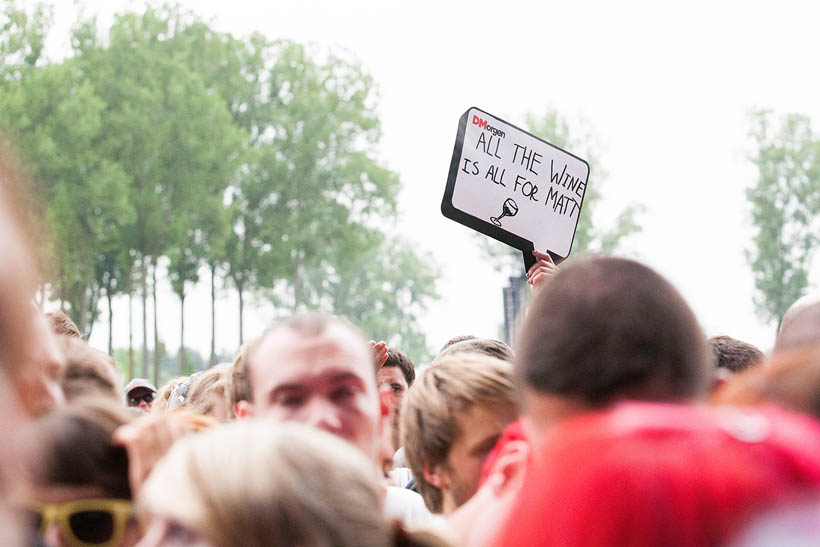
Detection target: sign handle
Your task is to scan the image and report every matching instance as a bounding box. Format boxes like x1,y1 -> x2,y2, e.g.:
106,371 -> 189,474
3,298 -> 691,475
522,247 -> 536,273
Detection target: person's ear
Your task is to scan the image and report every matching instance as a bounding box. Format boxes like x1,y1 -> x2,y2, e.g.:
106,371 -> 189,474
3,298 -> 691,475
486,440 -> 529,496
422,465 -> 446,489
234,400 -> 254,419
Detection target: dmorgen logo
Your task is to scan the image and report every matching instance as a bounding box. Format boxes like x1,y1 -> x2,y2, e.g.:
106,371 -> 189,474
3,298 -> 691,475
472,115 -> 506,139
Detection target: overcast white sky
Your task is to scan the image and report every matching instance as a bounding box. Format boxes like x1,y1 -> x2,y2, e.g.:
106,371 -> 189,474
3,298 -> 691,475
46,0 -> 820,361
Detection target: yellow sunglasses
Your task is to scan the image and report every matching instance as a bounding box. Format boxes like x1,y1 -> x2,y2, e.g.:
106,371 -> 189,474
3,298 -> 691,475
21,498 -> 134,547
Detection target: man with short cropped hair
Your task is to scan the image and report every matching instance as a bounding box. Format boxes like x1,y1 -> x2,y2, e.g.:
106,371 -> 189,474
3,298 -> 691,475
234,313 -> 433,527
516,255 -> 709,444
401,354 -> 518,514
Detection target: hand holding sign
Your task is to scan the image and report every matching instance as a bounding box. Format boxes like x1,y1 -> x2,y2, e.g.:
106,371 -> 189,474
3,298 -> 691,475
441,107 -> 590,271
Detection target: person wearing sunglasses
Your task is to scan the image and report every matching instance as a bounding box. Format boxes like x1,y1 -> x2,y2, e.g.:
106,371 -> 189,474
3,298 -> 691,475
21,398 -> 140,547
124,379 -> 157,413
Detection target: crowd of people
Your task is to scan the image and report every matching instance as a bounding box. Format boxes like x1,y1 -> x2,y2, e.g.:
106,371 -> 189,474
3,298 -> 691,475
4,140 -> 820,547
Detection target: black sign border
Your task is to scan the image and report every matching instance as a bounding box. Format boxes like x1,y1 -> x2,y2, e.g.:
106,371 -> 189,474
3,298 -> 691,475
441,106 -> 590,270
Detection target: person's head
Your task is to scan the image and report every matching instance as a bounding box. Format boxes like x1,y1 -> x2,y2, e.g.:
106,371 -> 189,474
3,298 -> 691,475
152,376 -> 187,414
401,354 -> 519,514
23,398 -> 138,547
516,256 -> 708,441
495,402 -> 820,547
56,336 -> 121,403
139,420 -> 441,547
439,335 -> 476,353
186,363 -> 231,422
228,345 -> 249,418
708,335 -> 765,373
45,312 -> 81,339
774,294 -> 820,356
123,379 -> 157,413
237,313 -> 382,461
437,338 -> 514,363
378,349 -> 415,412
713,346 -> 820,419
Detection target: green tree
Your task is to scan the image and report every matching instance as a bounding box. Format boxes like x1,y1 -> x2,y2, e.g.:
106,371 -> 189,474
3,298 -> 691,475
74,6 -> 240,377
747,109 -> 820,328
319,233 -> 439,364
480,108 -> 644,273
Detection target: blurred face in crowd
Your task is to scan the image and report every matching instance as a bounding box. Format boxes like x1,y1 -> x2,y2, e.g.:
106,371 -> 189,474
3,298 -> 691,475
377,365 -> 408,413
246,323 -> 382,461
434,402 -> 518,513
25,483 -> 140,547
127,389 -> 155,413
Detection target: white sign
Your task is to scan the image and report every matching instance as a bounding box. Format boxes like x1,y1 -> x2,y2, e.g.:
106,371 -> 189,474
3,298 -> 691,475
442,107 -> 590,260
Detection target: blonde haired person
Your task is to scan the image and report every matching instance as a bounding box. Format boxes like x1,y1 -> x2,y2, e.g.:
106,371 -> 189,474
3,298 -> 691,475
401,354 -> 519,514
137,420 -> 449,547
186,363 -> 231,421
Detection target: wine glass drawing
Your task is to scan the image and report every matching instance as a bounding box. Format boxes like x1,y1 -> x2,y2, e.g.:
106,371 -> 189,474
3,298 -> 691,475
490,198 -> 519,227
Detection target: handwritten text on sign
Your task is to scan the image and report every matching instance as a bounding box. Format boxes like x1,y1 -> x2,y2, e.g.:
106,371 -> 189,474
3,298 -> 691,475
450,108 -> 589,257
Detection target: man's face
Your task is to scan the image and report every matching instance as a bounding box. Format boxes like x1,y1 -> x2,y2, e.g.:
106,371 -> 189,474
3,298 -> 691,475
127,388 -> 155,412
438,402 -> 518,514
377,365 -> 408,412
248,324 -> 381,461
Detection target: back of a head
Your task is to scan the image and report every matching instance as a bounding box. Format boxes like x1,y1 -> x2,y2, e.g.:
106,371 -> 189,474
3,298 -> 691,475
517,256 -> 708,406
57,336 -> 121,403
775,295 -> 820,356
141,421 -> 393,547
439,335 -> 477,353
436,338 -> 514,363
45,311 -> 81,339
30,397 -> 134,499
713,347 -> 820,419
708,335 -> 765,373
495,402 -> 820,547
186,363 -> 231,420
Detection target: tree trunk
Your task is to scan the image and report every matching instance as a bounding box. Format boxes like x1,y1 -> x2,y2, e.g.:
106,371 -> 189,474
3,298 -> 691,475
152,260 -> 160,387
128,284 -> 134,381
178,292 -> 186,375
141,256 -> 148,378
107,291 -> 113,356
238,283 -> 244,345
209,264 -> 217,366
79,286 -> 89,337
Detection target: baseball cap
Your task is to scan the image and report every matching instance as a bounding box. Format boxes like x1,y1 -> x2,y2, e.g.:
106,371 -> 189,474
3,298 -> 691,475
124,378 -> 157,395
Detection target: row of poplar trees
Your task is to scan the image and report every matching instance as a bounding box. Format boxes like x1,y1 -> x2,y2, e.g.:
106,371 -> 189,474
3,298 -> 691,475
0,2 -> 439,383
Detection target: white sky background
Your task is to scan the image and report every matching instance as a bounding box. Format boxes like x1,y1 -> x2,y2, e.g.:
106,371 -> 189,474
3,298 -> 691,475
44,0 -> 820,361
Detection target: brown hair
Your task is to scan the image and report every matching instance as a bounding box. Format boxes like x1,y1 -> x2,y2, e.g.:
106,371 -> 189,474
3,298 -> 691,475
516,256 -> 708,406
712,345 -> 820,418
707,335 -> 765,373
382,349 -> 415,386
57,336 -> 121,402
437,338 -> 514,363
31,397 -> 134,499
45,311 -> 81,339
187,363 -> 230,419
400,355 -> 518,513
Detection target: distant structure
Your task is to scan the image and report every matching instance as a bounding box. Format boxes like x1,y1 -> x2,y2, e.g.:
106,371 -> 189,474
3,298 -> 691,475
502,274 -> 529,345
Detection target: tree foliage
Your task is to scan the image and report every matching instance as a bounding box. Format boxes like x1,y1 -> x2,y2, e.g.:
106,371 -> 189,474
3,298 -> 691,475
0,2 -> 440,367
746,109 -> 820,328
